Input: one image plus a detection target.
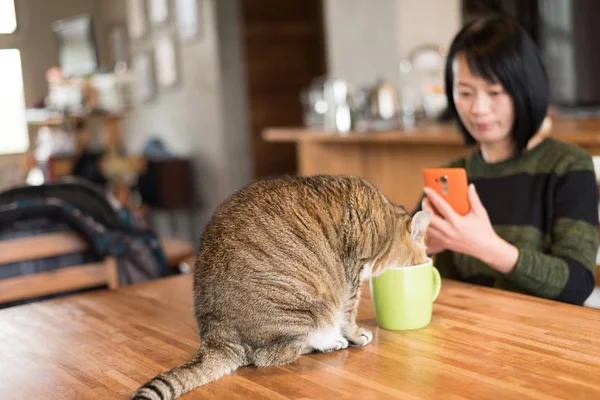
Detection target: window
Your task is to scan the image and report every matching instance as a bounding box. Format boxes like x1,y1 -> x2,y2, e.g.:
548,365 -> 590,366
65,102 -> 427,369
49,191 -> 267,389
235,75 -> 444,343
0,49 -> 29,154
0,0 -> 16,33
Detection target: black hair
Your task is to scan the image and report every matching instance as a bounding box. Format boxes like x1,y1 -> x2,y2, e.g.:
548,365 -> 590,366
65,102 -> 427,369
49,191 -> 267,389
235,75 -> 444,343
444,17 -> 549,152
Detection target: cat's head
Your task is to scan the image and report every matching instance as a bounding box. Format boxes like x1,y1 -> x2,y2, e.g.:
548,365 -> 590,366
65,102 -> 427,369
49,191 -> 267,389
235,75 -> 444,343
371,210 -> 431,275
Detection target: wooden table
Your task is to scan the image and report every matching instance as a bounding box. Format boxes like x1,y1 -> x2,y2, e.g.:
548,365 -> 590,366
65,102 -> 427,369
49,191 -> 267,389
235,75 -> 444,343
2,275 -> 600,399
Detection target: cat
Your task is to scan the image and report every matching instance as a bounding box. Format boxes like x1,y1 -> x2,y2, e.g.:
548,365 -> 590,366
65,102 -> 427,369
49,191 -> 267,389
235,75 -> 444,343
132,174 -> 430,400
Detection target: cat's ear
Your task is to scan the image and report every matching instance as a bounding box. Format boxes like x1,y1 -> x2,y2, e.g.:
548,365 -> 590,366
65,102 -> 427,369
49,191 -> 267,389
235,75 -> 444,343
410,211 -> 430,242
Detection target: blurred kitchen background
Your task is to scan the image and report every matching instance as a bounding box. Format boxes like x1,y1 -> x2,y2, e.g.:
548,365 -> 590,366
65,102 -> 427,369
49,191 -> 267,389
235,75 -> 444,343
1,0 -> 599,247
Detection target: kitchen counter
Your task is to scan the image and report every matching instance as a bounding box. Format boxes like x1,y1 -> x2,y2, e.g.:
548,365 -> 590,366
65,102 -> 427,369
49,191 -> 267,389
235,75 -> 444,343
263,119 -> 600,208
264,118 -> 600,145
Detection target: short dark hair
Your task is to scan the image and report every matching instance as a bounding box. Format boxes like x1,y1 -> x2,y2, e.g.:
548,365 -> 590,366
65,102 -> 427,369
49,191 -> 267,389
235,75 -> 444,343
444,17 -> 549,152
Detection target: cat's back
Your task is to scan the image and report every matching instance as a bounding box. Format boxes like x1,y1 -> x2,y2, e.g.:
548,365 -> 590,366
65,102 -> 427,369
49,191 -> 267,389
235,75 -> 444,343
196,174 -> 383,266
210,175 -> 373,227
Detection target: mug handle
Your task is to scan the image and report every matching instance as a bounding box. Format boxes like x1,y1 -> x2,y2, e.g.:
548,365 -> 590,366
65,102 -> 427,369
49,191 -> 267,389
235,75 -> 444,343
432,266 -> 441,301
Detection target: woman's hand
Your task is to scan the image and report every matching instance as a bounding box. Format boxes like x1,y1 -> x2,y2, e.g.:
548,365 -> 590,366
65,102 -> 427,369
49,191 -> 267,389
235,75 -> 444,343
422,184 -> 519,274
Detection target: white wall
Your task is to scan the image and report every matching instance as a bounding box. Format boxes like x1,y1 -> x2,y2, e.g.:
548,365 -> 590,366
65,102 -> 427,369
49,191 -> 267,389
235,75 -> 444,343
323,0 -> 399,88
396,0 -> 462,58
215,0 -> 253,198
121,0 -> 251,240
123,0 -> 224,200
323,0 -> 462,88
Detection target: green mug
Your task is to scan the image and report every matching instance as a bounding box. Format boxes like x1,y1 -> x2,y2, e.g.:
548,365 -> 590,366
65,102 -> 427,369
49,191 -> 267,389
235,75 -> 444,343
369,258 -> 441,331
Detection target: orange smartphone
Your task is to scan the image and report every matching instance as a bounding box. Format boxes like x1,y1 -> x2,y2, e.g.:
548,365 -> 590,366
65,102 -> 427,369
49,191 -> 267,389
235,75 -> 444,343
423,168 -> 470,215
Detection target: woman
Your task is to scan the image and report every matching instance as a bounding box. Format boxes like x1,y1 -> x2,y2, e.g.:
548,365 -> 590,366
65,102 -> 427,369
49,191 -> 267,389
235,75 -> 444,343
419,17 -> 599,305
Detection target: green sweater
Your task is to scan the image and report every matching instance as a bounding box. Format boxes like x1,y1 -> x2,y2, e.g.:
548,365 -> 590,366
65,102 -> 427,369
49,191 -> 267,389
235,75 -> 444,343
416,138 -> 598,305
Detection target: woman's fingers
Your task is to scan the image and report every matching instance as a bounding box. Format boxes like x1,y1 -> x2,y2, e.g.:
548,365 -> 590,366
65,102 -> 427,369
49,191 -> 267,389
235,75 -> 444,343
428,212 -> 454,238
423,196 -> 455,237
426,226 -> 447,252
422,198 -> 435,214
427,225 -> 445,241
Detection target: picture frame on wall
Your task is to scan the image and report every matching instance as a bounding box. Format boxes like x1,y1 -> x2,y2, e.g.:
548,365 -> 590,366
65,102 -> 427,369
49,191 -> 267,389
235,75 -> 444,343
126,0 -> 147,39
52,15 -> 99,76
149,0 -> 170,27
153,33 -> 179,89
133,51 -> 155,103
175,0 -> 202,42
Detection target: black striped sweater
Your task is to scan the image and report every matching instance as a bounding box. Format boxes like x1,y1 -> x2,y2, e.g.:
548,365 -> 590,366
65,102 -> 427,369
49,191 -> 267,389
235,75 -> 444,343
416,138 -> 599,305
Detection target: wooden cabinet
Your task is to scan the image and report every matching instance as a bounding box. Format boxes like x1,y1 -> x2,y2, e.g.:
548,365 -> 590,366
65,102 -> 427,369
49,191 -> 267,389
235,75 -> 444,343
241,0 -> 326,178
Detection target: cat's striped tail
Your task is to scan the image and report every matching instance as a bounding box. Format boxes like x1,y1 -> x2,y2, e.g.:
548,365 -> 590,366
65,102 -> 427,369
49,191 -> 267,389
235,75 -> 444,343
132,344 -> 244,400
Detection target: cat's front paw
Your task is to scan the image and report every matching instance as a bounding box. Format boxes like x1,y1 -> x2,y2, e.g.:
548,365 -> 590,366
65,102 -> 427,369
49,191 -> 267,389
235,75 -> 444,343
317,336 -> 348,353
347,327 -> 373,347
333,337 -> 349,351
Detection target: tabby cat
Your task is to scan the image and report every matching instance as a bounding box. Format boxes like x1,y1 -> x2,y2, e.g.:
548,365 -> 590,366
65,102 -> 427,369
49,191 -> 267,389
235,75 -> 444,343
133,175 -> 430,399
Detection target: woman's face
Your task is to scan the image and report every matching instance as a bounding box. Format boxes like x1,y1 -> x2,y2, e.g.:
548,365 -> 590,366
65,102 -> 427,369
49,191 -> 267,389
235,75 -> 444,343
452,53 -> 515,145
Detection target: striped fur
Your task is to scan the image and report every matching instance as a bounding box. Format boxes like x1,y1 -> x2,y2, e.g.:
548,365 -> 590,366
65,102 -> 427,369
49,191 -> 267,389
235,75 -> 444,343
132,175 -> 430,399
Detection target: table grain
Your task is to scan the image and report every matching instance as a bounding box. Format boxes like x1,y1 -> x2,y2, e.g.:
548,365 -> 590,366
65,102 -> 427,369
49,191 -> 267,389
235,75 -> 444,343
1,275 -> 600,399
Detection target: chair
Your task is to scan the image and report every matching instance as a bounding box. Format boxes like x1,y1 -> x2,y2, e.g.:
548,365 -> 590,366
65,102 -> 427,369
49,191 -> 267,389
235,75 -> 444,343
0,231 -> 119,305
